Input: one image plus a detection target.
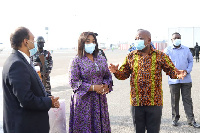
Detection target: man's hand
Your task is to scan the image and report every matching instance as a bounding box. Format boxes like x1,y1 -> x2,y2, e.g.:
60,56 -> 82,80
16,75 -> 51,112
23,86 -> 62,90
109,63 -> 119,73
50,96 -> 60,108
175,69 -> 186,80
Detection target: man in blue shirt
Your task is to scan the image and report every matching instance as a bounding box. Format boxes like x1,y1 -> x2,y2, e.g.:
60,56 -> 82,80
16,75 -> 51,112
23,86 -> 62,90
164,32 -> 200,128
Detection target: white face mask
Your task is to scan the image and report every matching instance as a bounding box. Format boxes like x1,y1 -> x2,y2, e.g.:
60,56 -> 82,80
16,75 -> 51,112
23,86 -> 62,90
173,39 -> 181,46
84,43 -> 96,54
134,40 -> 145,50
27,41 -> 37,56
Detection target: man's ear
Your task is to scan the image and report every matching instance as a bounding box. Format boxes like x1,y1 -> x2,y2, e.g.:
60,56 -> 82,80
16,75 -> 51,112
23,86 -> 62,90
22,39 -> 28,47
148,38 -> 151,43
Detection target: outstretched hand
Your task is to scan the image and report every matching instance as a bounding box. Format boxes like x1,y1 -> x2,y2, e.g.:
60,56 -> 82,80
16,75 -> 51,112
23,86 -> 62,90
109,63 -> 119,73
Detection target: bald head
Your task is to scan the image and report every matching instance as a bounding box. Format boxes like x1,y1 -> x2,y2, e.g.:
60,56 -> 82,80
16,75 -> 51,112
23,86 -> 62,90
137,29 -> 151,39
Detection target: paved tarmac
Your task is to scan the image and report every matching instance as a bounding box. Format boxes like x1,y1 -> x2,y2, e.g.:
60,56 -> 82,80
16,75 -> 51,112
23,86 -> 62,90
1,49 -> 200,133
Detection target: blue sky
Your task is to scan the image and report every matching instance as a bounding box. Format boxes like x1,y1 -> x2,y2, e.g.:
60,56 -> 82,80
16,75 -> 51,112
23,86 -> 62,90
0,0 -> 200,49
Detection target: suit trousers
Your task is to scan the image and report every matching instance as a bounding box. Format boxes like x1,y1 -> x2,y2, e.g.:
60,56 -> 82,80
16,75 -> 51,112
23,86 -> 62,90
169,83 -> 195,123
131,106 -> 162,133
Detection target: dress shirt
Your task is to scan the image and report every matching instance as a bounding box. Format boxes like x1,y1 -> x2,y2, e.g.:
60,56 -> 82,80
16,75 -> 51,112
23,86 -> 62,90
18,50 -> 30,64
114,46 -> 177,106
164,45 -> 193,84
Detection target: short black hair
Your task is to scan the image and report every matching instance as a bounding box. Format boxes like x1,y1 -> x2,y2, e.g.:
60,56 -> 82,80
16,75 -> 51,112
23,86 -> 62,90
78,32 -> 99,58
172,32 -> 181,36
10,27 -> 30,50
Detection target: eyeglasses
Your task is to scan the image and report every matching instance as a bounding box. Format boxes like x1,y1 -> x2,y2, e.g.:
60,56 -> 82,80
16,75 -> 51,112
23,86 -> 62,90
28,40 -> 36,44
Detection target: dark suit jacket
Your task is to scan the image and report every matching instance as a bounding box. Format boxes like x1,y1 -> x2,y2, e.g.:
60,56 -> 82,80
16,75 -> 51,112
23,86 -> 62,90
2,50 -> 52,133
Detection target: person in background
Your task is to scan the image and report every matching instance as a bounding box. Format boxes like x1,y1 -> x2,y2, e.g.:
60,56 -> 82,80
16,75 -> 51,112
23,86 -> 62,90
109,29 -> 185,133
194,42 -> 199,62
69,31 -> 113,132
164,32 -> 200,128
94,33 -> 107,61
2,27 -> 59,133
31,36 -> 53,94
98,48 -> 107,61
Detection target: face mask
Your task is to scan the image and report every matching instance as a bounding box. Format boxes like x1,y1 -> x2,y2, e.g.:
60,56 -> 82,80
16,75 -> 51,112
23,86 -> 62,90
134,40 -> 145,50
29,43 -> 38,56
173,39 -> 181,46
37,43 -> 44,49
85,43 -> 96,54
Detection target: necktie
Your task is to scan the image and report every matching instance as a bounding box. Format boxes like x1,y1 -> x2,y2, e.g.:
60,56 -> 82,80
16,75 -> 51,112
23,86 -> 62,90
30,60 -> 48,97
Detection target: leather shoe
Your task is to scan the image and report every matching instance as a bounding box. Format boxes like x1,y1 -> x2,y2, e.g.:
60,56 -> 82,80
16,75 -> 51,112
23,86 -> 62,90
172,121 -> 178,126
188,122 -> 200,128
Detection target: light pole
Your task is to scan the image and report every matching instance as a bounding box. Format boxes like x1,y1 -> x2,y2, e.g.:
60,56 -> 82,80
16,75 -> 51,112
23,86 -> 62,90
45,27 -> 48,43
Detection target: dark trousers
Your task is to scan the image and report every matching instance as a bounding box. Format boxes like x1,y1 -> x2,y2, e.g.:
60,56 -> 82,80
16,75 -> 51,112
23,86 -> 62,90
196,55 -> 199,62
169,83 -> 195,123
131,106 -> 162,133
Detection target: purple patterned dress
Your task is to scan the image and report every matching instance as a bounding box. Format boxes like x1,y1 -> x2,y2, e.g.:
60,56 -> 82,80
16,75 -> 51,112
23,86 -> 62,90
69,55 -> 113,133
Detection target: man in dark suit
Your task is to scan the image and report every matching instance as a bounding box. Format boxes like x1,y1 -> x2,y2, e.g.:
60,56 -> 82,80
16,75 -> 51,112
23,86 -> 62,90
2,27 -> 60,133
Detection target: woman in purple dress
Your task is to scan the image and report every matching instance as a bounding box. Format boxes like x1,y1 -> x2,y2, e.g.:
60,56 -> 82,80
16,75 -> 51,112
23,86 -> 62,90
69,32 -> 113,133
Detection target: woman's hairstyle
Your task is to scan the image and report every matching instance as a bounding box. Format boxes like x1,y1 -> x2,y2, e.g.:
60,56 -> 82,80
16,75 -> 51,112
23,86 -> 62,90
78,32 -> 99,58
10,27 -> 30,50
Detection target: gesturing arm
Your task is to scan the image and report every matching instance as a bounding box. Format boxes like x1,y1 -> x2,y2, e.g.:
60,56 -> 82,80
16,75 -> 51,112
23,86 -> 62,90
109,56 -> 131,80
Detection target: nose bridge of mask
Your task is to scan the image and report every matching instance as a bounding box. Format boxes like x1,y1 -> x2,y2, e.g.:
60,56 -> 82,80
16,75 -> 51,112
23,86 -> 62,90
175,39 -> 181,42
135,39 -> 144,44
174,39 -> 181,46
86,43 -> 95,47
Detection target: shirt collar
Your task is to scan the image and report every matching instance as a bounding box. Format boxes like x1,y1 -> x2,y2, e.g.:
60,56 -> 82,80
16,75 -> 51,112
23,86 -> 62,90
18,50 -> 30,64
171,44 -> 184,49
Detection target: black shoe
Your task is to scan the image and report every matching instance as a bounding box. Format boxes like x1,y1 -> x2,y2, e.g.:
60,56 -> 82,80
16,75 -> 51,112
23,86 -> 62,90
172,121 -> 178,126
188,122 -> 200,128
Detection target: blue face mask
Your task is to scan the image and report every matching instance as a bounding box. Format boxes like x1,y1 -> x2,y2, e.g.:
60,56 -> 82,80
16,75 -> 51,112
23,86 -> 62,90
134,40 -> 145,50
173,39 -> 181,46
29,43 -> 38,56
85,43 -> 96,54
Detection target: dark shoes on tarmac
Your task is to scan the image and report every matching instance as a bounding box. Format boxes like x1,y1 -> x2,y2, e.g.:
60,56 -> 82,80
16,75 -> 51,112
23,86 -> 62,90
172,120 -> 200,128
172,121 -> 178,126
188,122 -> 200,128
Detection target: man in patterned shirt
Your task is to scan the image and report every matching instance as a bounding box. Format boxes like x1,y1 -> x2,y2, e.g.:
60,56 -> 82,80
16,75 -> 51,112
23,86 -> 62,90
109,29 -> 185,133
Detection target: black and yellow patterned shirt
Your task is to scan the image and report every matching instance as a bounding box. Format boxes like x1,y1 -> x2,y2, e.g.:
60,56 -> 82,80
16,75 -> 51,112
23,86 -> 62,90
114,46 -> 177,106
